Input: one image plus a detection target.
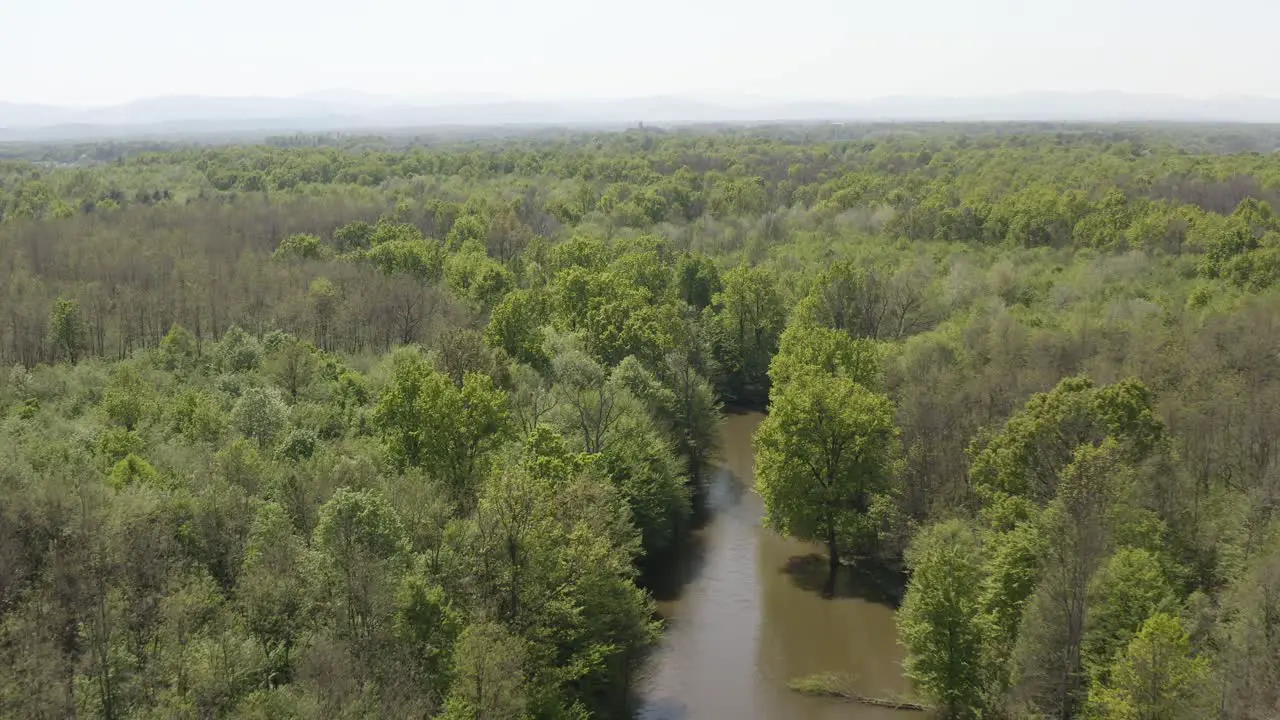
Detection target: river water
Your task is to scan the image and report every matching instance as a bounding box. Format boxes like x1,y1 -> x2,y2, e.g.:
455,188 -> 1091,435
634,411 -> 915,720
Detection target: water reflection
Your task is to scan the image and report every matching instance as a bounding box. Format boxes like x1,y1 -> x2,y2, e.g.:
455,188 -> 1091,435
634,412 -> 916,720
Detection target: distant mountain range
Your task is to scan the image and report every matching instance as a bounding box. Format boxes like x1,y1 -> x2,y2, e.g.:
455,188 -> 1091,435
3,92 -> 1280,141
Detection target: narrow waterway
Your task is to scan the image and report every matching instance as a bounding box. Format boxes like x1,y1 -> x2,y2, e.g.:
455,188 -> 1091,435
635,411 -> 916,719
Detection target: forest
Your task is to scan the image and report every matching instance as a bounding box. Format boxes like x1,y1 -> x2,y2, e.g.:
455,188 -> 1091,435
1,123 -> 1279,719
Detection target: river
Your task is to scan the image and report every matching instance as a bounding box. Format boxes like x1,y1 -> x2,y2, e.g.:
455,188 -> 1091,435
634,411 -> 916,719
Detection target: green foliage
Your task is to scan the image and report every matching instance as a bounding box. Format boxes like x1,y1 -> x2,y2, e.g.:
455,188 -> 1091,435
1084,547 -> 1178,677
709,265 -> 785,407
101,365 -> 154,430
365,237 -> 445,281
239,502 -> 311,671
441,621 -> 527,720
107,452 -> 160,488
172,389 -> 226,442
373,352 -> 510,499
264,337 -> 320,400
485,289 -> 552,369
215,325 -> 262,373
96,426 -> 144,463
5,126 -> 1280,718
231,386 -> 289,448
899,520 -> 992,719
276,427 -> 318,461
159,324 -> 198,370
754,369 -> 898,576
314,487 -> 410,638
969,376 -> 1162,503
334,219 -> 375,251
49,298 -> 84,363
446,247 -> 515,310
1085,613 -> 1210,720
272,232 -> 329,261
675,252 -> 722,310
769,322 -> 883,389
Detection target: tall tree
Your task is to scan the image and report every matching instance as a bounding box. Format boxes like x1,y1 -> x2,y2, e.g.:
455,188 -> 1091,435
754,370 -> 897,589
1015,441 -> 1126,720
899,520 -> 993,719
373,351 -> 510,501
48,297 -> 84,363
708,265 -> 785,408
1085,613 -> 1210,720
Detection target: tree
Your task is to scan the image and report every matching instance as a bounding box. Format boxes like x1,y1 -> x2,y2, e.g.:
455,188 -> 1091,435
708,265 -> 785,407
232,386 -> 290,448
393,567 -> 461,706
675,252 -> 721,310
769,322 -> 882,390
334,220 -> 375,251
239,502 -> 311,674
1086,613 -> 1210,720
551,349 -> 628,454
265,338 -> 319,401
101,365 -> 154,431
373,351 -> 509,500
801,260 -> 931,340
1015,441 -> 1126,720
1083,548 -> 1177,679
106,453 -> 160,489
485,290 -> 552,370
441,622 -> 527,720
313,488 -> 410,641
159,323 -> 198,370
899,520 -> 993,719
273,233 -> 328,261
49,298 -> 84,363
753,370 -> 897,589
970,376 -> 1162,505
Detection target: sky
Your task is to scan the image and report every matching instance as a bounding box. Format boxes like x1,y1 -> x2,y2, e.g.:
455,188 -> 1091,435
2,0 -> 1278,106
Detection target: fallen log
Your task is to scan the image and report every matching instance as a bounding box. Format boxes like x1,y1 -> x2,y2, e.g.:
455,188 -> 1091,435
787,673 -> 932,712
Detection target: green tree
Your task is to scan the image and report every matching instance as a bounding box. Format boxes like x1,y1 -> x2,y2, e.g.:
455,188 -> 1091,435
106,453 -> 160,489
393,566 -> 461,706
373,352 -> 509,500
899,520 -> 993,719
101,365 -> 154,431
708,265 -> 785,407
753,370 -> 897,588
1085,613 -> 1210,720
231,386 -> 289,448
675,252 -> 722,311
334,220 -> 375,251
1084,548 -> 1178,678
441,621 -> 527,720
485,289 -> 552,370
313,488 -> 410,641
970,376 -> 1162,504
239,502 -> 311,674
769,322 -> 882,389
272,233 -> 328,261
159,323 -> 198,370
49,297 -> 84,363
265,338 -> 319,401
1015,441 -> 1127,720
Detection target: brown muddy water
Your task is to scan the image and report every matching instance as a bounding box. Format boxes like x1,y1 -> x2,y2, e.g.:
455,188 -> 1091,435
634,411 -> 916,720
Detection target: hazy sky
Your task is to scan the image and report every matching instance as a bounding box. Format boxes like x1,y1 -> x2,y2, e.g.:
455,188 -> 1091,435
3,0 -> 1277,106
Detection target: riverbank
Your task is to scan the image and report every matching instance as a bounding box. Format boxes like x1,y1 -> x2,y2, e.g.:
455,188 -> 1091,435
632,411 -> 915,720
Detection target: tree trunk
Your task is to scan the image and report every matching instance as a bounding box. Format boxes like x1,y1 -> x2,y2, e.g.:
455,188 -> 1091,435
826,528 -> 840,595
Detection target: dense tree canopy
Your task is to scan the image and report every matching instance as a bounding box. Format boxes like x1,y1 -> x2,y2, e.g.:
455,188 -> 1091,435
3,123 -> 1280,718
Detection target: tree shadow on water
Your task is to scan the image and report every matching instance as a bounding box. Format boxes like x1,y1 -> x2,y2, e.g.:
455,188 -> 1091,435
640,531 -> 711,604
627,696 -> 689,720
780,553 -> 907,608
640,466 -> 747,603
